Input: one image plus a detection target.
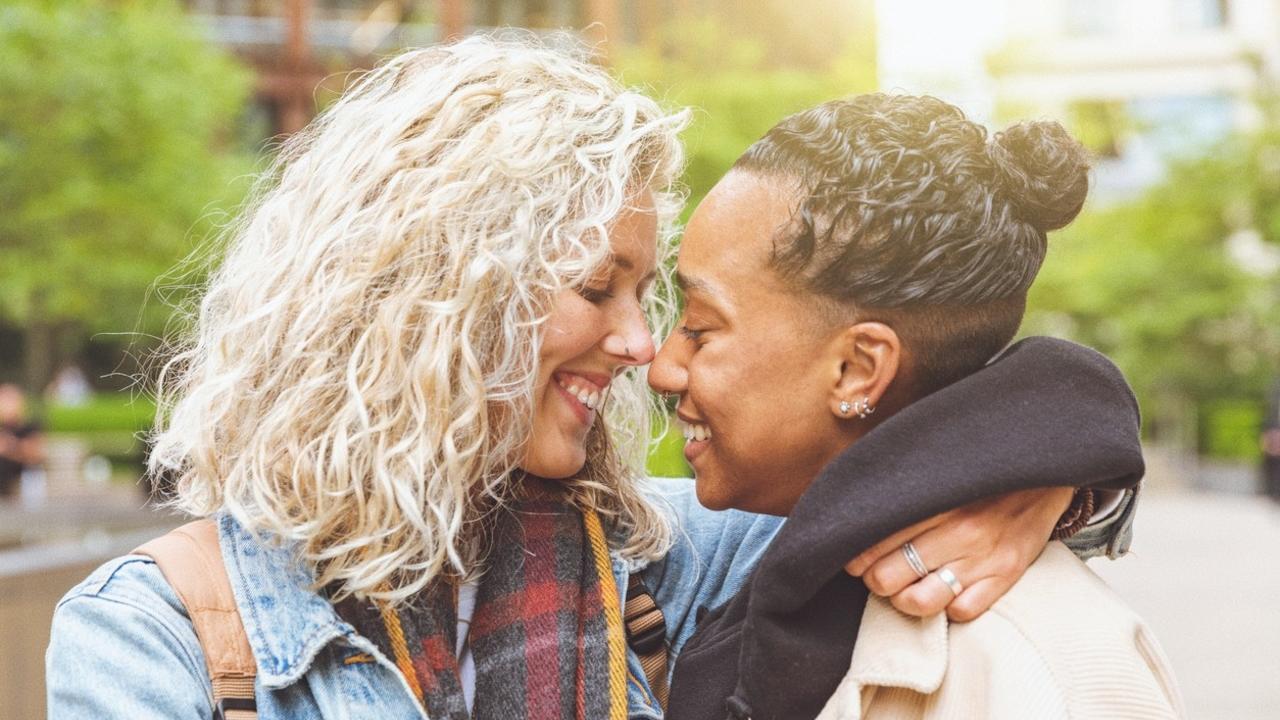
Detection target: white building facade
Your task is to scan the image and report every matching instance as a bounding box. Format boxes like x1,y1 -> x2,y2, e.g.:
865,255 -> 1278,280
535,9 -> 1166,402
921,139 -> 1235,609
877,0 -> 1280,198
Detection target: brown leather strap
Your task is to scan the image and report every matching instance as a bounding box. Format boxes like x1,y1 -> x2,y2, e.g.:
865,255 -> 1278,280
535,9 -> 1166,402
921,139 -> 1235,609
624,574 -> 669,708
135,519 -> 257,720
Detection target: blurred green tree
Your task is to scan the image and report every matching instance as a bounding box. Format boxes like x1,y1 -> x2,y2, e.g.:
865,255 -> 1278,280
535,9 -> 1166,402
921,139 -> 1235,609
613,9 -> 877,216
1024,125 -> 1280,457
0,0 -> 253,391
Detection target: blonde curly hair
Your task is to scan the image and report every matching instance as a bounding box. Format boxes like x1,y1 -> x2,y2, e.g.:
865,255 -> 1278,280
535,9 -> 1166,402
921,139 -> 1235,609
149,36 -> 688,604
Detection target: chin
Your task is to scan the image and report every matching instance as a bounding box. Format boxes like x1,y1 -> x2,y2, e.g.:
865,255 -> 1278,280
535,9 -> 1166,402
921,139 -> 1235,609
693,476 -> 735,511
537,460 -> 586,480
523,448 -> 587,480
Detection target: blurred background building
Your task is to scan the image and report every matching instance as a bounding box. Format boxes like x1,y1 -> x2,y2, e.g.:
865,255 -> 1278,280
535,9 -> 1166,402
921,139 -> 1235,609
882,0 -> 1280,196
2,1 -> 1276,718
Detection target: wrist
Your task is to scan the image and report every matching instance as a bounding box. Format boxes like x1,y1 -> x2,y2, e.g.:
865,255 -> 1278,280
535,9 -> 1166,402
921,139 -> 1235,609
1050,488 -> 1096,541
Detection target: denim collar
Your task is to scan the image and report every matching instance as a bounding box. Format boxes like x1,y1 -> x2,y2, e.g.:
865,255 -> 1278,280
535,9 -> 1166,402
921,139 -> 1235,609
215,511 -> 634,690
216,513 -> 355,689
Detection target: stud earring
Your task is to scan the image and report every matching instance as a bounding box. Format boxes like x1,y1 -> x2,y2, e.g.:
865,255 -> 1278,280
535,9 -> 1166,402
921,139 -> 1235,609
838,400 -> 853,416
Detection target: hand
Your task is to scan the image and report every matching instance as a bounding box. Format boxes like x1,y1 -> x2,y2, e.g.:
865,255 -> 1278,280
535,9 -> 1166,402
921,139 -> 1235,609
844,486 -> 1073,622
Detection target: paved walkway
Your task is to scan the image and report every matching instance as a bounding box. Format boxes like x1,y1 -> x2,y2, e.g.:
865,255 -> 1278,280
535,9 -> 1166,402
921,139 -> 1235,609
1089,491 -> 1280,720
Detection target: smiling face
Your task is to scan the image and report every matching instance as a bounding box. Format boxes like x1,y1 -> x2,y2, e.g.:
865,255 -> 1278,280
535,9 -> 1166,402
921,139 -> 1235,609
649,172 -> 864,515
522,195 -> 660,479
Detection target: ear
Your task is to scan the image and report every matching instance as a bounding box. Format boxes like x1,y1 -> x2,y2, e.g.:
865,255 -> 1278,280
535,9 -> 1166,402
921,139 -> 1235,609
826,322 -> 901,419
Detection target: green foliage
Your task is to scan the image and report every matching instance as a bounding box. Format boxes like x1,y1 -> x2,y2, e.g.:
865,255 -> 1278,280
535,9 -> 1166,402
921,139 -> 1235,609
613,13 -> 877,216
646,418 -> 692,478
44,393 -> 156,433
0,0 -> 254,334
1202,401 -> 1264,460
1024,122 -> 1280,456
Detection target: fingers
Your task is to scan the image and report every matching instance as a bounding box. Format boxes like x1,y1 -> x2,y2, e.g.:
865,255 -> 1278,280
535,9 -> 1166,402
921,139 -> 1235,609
884,540 -> 1030,618
859,519 -> 987,597
845,513 -> 946,577
851,487 -> 1077,621
860,542 -> 928,597
946,575 -> 1014,623
889,565 -> 966,617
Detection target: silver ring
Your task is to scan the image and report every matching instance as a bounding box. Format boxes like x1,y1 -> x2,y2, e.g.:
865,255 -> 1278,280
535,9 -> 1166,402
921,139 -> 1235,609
935,567 -> 963,597
901,542 -> 929,579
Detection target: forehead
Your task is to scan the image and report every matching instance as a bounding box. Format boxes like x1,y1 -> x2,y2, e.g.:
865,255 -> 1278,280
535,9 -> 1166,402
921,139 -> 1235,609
680,171 -> 796,296
609,192 -> 659,269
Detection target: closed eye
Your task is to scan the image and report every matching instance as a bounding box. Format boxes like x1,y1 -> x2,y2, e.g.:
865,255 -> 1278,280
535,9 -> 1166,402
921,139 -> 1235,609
576,285 -> 614,304
677,325 -> 705,342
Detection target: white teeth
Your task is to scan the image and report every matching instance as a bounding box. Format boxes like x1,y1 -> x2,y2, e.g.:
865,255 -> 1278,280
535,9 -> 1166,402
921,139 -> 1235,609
558,377 -> 605,411
677,418 -> 712,442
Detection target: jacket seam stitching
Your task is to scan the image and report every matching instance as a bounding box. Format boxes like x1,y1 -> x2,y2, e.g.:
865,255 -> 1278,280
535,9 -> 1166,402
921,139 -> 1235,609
54,592 -> 214,705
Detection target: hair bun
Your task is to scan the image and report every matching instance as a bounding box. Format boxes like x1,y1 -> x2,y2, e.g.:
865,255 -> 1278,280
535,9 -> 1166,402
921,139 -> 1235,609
987,120 -> 1090,232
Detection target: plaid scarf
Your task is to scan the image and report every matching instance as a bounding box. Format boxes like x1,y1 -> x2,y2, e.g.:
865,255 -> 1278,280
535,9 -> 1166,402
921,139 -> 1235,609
338,479 -> 628,720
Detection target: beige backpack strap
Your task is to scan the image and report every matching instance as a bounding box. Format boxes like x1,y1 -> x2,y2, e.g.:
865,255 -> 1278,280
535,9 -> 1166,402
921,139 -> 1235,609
624,574 -> 669,709
135,519 -> 258,720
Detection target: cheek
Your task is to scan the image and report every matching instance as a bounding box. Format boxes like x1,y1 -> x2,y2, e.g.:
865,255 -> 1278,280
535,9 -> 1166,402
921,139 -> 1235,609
692,342 -> 825,454
540,303 -> 603,367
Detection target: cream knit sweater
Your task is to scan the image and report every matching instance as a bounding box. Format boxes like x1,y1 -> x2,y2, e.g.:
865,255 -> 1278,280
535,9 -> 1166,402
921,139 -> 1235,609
817,543 -> 1185,720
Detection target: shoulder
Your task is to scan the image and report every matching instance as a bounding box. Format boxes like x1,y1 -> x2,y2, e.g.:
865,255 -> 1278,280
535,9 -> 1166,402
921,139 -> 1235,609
638,476 -> 782,582
48,554 -> 212,718
641,476 -> 783,541
55,553 -> 194,643
973,543 -> 1148,646
950,543 -> 1184,718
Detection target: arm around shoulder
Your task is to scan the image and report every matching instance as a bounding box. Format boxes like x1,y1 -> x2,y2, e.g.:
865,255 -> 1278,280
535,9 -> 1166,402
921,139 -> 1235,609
47,556 -> 212,720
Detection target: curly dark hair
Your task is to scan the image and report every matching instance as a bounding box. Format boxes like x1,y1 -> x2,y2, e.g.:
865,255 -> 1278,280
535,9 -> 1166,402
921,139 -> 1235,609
734,93 -> 1090,396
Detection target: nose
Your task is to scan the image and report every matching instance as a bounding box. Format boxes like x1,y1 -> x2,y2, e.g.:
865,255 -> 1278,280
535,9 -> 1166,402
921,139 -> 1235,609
602,301 -> 656,367
648,331 -> 689,396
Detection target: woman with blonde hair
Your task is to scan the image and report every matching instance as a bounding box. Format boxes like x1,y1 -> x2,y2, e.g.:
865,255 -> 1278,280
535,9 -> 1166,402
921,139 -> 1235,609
47,39 -> 1131,720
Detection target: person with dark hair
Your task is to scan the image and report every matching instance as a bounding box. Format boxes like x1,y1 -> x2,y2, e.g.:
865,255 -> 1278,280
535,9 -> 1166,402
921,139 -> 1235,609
650,94 -> 1183,719
0,383 -> 44,500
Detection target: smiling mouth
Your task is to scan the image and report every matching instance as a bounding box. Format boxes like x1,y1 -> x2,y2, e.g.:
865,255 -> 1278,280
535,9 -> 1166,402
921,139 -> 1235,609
677,417 -> 712,442
552,372 -> 612,425
556,377 -> 604,412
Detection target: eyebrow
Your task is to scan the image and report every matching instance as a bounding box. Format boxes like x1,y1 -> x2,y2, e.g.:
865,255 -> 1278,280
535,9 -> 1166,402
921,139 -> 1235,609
609,253 -> 657,285
675,271 -> 728,307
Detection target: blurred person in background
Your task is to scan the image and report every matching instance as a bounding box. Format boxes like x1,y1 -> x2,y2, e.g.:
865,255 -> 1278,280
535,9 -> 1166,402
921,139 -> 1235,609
1262,382 -> 1280,503
46,40 -> 1132,720
45,363 -> 92,407
653,94 -> 1182,720
0,382 -> 45,501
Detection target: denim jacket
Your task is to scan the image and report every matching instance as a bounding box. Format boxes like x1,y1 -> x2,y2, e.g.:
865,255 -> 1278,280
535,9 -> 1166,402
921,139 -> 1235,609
46,478 -> 1133,719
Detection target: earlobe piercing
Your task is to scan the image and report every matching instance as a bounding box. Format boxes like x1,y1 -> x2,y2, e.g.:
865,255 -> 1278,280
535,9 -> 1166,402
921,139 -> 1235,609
839,397 -> 875,419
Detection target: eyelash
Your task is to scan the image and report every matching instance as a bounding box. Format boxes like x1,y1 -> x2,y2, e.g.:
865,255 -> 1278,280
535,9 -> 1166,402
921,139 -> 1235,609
678,325 -> 705,342
577,285 -> 614,304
